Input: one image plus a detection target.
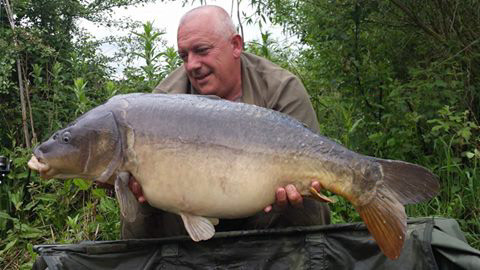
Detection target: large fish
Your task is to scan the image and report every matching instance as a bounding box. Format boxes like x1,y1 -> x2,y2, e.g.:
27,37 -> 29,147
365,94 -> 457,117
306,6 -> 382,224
28,93 -> 439,259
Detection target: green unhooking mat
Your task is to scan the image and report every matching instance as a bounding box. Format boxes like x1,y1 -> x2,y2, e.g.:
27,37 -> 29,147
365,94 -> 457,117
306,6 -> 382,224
33,217 -> 480,270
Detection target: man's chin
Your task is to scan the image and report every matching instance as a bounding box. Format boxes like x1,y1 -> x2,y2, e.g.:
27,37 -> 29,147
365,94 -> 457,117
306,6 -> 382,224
195,84 -> 219,96
192,76 -> 217,92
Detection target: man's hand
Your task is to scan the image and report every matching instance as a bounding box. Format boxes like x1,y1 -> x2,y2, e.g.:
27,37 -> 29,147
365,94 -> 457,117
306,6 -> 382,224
264,181 -> 321,213
128,176 -> 146,203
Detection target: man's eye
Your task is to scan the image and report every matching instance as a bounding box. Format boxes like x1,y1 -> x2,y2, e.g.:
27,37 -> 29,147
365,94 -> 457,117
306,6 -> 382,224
178,53 -> 187,61
196,47 -> 209,54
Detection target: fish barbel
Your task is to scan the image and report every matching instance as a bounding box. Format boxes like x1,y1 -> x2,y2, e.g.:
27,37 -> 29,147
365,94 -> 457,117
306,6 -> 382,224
28,93 -> 439,259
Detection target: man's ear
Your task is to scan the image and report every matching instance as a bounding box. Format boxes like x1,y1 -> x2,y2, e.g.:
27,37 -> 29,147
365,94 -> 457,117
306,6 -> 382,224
231,34 -> 243,58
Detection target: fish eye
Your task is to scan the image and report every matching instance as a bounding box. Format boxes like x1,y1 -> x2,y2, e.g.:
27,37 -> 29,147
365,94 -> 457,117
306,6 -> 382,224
62,132 -> 71,143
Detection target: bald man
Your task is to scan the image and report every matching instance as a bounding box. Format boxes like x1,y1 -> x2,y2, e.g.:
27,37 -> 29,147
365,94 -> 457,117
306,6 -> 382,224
122,5 -> 330,239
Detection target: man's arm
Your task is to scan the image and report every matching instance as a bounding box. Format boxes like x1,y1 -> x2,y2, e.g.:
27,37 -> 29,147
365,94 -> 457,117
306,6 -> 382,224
268,75 -> 321,132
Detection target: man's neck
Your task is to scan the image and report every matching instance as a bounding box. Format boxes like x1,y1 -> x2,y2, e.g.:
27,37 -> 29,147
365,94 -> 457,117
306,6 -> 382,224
224,61 -> 243,101
224,84 -> 242,101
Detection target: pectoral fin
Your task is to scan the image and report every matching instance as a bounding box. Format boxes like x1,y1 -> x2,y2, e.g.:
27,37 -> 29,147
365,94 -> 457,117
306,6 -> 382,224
309,187 -> 336,203
114,172 -> 139,222
180,212 -> 216,241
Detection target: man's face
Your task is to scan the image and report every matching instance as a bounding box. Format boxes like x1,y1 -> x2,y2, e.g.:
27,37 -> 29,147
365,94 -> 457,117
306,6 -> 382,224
177,16 -> 242,99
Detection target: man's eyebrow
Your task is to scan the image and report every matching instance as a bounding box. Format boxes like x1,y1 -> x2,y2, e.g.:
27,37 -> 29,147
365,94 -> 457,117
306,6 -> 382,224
192,43 -> 209,48
177,43 -> 212,54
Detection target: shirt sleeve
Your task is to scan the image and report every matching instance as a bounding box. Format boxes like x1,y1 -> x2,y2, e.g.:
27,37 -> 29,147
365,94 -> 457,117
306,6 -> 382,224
153,66 -> 190,94
267,75 -> 321,133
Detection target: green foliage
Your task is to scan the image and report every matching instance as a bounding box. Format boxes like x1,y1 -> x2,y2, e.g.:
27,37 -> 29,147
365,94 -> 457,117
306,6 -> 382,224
120,21 -> 181,92
72,78 -> 89,115
133,21 -> 165,83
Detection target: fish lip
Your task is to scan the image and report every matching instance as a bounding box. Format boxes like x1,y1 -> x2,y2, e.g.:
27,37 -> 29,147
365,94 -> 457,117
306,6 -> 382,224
28,155 -> 53,178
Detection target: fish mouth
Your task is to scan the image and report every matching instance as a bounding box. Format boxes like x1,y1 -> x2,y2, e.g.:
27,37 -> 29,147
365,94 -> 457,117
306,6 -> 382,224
28,155 -> 53,179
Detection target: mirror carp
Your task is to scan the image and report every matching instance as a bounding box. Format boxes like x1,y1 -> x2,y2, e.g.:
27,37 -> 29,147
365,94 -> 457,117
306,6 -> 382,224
28,93 -> 439,259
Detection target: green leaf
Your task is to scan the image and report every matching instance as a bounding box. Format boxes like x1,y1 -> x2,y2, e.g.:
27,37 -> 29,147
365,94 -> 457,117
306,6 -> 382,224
0,239 -> 17,255
73,178 -> 91,191
24,200 -> 37,211
463,151 -> 475,159
36,193 -> 58,202
92,188 -> 106,199
458,127 -> 471,141
434,79 -> 447,88
13,157 -> 27,165
0,210 -> 14,220
16,171 -> 29,178
17,223 -> 45,239
348,118 -> 363,134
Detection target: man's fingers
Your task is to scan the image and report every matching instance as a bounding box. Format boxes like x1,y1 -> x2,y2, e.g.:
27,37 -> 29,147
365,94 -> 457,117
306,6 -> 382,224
285,184 -> 303,207
131,181 -> 141,195
128,176 -> 146,203
267,183 -> 317,213
264,187 -> 288,213
275,187 -> 288,208
137,195 -> 146,203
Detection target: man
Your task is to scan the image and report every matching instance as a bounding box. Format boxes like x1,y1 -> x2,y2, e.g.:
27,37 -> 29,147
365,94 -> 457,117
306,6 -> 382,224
122,5 -> 330,239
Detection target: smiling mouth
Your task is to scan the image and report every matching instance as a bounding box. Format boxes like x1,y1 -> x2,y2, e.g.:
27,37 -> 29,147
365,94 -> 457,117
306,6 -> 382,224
194,72 -> 212,83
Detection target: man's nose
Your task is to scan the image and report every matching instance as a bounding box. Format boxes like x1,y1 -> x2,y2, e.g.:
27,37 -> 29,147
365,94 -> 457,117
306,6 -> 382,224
185,54 -> 201,71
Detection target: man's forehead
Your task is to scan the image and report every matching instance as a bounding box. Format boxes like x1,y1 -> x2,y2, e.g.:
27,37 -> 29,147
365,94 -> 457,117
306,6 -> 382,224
178,15 -> 218,35
177,24 -> 222,50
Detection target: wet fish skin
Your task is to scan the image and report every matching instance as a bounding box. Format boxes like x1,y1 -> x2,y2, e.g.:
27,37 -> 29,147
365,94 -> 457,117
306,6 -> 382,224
28,93 -> 439,260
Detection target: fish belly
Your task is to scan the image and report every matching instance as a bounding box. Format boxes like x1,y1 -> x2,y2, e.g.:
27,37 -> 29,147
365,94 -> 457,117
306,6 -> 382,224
130,141 -> 320,219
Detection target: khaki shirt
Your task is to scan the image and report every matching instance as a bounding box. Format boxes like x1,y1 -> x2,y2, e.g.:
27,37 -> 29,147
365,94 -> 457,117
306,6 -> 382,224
154,52 -> 320,133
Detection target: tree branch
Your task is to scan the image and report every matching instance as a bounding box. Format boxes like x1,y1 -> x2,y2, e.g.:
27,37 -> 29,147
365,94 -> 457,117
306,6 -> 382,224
3,0 -> 31,148
390,0 -> 446,45
237,0 -> 245,47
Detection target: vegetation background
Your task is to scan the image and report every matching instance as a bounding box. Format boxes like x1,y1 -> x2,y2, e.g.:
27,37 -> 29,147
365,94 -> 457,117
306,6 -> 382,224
1,0 -> 479,268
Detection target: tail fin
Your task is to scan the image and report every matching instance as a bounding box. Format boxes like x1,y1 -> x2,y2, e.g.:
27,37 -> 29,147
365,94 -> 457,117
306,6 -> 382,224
375,158 -> 440,205
356,158 -> 439,259
356,186 -> 406,260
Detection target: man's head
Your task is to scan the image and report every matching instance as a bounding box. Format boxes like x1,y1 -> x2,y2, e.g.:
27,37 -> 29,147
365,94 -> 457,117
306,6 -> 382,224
177,5 -> 243,100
